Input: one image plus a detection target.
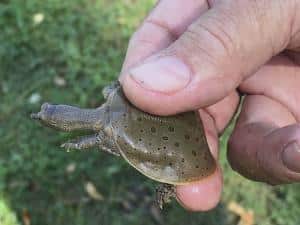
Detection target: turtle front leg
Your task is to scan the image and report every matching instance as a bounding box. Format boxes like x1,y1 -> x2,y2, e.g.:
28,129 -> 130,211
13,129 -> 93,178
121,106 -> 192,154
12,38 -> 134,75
61,134 -> 99,150
61,131 -> 120,156
156,184 -> 176,209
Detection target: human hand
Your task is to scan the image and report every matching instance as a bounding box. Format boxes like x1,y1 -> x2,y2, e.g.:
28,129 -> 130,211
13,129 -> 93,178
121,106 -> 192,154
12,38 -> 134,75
119,0 -> 300,211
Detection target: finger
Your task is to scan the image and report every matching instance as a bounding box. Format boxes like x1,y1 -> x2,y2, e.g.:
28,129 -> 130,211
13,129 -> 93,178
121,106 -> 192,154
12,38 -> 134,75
228,54 -> 300,184
176,109 -> 222,211
240,54 -> 300,120
205,91 -> 239,133
121,0 -> 299,115
120,0 -> 210,76
228,95 -> 300,184
176,167 -> 222,211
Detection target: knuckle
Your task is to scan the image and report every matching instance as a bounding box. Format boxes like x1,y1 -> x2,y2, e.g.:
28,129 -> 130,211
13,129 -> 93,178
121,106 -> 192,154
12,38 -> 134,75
175,12 -> 240,74
190,13 -> 236,57
129,20 -> 176,49
129,29 -> 152,47
181,28 -> 220,66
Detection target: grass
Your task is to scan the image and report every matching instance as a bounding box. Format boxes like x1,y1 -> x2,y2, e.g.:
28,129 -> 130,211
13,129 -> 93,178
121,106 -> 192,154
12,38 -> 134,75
1,0 -> 300,224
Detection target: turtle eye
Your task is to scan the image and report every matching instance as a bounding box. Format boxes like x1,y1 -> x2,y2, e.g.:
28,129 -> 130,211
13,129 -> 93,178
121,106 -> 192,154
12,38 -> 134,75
41,102 -> 50,111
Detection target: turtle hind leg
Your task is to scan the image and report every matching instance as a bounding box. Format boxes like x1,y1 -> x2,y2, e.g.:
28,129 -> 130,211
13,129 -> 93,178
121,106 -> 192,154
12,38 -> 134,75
156,184 -> 176,209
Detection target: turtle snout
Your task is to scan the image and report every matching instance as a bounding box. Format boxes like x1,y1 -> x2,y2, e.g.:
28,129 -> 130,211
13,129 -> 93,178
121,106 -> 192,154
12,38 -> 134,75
31,103 -> 55,122
30,112 -> 41,120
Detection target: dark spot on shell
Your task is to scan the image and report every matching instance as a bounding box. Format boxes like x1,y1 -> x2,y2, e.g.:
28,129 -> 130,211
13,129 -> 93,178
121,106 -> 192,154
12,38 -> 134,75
139,138 -> 142,141
181,158 -> 185,162
149,143 -> 152,146
124,125 -> 128,128
175,142 -> 180,147
157,147 -> 161,150
140,129 -> 144,132
195,165 -> 199,168
192,150 -> 197,156
168,126 -> 174,132
182,172 -> 185,175
137,117 -> 142,122
185,134 -> 190,140
123,113 -> 126,117
195,137 -> 199,142
206,167 -> 209,170
169,162 -> 173,166
151,127 -> 156,133
162,136 -> 169,141
163,146 -> 166,149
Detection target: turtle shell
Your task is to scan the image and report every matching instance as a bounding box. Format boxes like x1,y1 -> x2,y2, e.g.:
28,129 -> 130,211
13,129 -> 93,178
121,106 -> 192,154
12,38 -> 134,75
107,86 -> 216,185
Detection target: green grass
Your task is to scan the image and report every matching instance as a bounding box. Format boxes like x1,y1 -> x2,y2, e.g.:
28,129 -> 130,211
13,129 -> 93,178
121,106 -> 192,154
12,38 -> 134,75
1,0 -> 300,224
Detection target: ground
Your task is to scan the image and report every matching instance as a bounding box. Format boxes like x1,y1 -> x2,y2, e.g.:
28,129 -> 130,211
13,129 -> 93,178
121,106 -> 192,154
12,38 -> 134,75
1,0 -> 300,225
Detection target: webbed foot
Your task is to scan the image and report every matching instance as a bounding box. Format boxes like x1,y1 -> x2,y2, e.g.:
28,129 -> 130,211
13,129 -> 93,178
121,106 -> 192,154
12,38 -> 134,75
156,184 -> 176,209
61,132 -> 121,156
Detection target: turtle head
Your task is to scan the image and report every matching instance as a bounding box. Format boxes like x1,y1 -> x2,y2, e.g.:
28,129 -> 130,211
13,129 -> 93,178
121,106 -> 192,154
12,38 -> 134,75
31,102 -> 108,131
31,103 -> 74,131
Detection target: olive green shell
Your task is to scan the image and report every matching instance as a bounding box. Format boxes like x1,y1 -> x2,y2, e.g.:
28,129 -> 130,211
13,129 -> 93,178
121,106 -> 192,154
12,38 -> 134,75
107,87 -> 216,185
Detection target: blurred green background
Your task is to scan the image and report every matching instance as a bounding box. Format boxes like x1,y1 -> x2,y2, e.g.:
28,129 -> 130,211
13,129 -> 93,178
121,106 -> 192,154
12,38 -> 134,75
1,0 -> 300,224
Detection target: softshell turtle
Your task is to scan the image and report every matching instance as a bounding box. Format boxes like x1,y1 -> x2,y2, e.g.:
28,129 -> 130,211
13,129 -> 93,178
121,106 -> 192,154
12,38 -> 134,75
31,82 -> 216,208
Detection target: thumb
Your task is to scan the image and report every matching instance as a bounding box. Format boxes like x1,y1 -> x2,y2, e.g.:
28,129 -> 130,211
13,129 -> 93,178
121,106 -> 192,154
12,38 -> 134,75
120,1 -> 298,115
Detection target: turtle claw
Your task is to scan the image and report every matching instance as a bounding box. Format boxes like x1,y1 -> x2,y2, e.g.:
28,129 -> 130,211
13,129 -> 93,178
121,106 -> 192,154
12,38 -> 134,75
61,142 -> 79,150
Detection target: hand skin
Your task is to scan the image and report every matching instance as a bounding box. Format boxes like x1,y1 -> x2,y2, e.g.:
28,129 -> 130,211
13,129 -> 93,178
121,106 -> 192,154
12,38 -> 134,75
119,0 -> 300,211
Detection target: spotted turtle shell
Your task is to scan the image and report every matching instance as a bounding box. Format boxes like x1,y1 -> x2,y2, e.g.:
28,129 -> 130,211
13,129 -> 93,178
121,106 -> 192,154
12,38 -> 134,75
106,86 -> 216,185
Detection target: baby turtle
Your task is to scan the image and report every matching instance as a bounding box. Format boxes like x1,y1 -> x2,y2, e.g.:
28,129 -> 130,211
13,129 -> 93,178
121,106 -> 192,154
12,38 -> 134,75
31,82 -> 216,209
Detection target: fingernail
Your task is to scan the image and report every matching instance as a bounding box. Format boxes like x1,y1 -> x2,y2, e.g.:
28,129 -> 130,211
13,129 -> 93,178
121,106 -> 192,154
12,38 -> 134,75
282,142 -> 300,173
129,56 -> 191,93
